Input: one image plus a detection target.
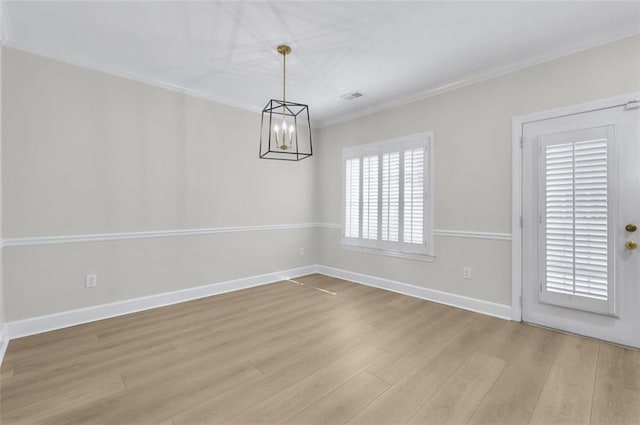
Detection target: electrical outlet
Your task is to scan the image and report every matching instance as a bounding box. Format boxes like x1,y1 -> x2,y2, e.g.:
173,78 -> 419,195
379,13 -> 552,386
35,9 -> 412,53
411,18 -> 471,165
299,247 -> 305,256
463,267 -> 472,280
85,274 -> 97,288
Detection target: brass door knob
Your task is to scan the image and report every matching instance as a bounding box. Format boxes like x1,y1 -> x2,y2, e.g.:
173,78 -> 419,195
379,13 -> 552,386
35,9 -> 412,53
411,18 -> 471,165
626,224 -> 638,232
626,240 -> 638,250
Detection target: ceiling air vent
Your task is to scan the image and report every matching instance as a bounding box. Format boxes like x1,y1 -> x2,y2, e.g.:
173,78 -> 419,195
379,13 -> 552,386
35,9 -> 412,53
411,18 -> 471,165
340,91 -> 365,101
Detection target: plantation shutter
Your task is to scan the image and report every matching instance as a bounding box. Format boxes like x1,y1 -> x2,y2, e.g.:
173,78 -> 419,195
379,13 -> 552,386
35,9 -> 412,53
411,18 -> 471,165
345,158 -> 360,238
403,147 -> 425,244
543,138 -> 609,301
342,132 -> 433,257
381,152 -> 400,242
362,155 -> 379,240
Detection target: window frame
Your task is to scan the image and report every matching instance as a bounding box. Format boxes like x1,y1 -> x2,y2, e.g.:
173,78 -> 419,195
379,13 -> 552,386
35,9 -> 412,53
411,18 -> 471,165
341,131 -> 435,260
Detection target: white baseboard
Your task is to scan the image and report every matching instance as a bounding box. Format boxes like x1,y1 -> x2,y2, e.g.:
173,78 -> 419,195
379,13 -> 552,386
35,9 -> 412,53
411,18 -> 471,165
0,325 -> 8,368
317,265 -> 512,320
3,263 -> 512,345
5,265 -> 317,340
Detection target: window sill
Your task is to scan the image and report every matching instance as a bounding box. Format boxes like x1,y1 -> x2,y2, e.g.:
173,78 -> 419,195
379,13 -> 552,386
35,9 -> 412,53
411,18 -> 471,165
341,244 -> 435,262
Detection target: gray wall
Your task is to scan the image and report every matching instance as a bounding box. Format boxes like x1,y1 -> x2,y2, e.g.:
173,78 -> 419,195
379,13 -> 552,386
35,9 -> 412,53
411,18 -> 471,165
2,35 -> 639,323
2,48 -> 317,320
316,35 -> 640,306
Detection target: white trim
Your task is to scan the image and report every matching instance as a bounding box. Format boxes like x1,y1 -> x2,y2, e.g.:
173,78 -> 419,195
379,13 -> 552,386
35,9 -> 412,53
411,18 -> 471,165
433,229 -> 512,241
2,265 -> 513,342
511,91 -> 640,323
316,223 -> 341,229
5,265 -> 317,340
317,265 -> 511,320
317,33 -> 640,128
2,223 -> 318,248
341,132 -> 435,256
513,92 -> 640,128
341,245 -> 435,262
0,326 -> 8,368
321,223 -> 511,242
512,114 -> 524,321
2,41 -> 261,117
1,223 -> 514,248
3,23 -> 636,129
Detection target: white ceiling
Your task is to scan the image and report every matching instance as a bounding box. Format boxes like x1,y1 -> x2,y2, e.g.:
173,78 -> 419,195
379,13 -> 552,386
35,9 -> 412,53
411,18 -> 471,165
2,1 -> 639,126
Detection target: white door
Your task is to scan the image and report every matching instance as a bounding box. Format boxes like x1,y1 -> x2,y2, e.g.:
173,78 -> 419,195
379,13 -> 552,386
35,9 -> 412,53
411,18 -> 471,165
522,102 -> 640,348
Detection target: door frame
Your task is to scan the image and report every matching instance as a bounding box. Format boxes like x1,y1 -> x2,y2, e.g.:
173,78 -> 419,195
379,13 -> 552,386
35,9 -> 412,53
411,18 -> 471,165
511,92 -> 640,322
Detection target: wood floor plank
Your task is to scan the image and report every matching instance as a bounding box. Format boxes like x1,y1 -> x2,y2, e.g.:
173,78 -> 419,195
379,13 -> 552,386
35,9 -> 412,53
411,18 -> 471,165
488,325 -> 563,412
246,298 -> 422,376
1,343 -> 180,414
590,342 -> 640,425
529,334 -> 599,425
1,275 -> 636,425
172,343 -> 387,425
1,366 -> 15,380
367,302 -> 448,353
39,361 -> 262,425
477,320 -> 532,362
346,315 -> 499,425
280,371 -> 390,425
366,307 -> 474,384
220,344 -> 387,425
10,326 -> 208,381
0,375 -> 126,425
466,395 -> 532,425
5,281 -> 297,354
406,352 -> 506,425
5,283 -> 304,375
248,322 -> 378,375
103,363 -> 263,425
1,333 -> 99,372
123,330 -> 301,391
386,293 -> 430,310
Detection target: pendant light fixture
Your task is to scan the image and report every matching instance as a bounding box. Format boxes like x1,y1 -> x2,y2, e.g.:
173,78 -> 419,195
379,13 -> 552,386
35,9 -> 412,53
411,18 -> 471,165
259,45 -> 312,161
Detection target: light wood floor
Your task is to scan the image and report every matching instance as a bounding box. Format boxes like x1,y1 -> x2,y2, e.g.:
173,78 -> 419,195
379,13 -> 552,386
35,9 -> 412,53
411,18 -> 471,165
1,274 -> 638,425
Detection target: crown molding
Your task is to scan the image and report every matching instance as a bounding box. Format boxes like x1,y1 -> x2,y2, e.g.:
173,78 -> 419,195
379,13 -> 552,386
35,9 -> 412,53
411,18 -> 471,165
1,10 -> 637,130
315,31 -> 640,128
2,40 -> 265,117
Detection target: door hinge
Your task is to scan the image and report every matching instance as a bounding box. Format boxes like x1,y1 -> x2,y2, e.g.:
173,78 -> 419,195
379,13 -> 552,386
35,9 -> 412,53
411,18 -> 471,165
540,282 -> 543,291
519,296 -> 523,307
520,216 -> 523,228
520,136 -> 524,148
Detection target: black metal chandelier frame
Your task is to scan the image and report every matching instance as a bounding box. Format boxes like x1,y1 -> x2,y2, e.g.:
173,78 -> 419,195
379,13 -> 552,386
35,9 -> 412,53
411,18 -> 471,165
260,99 -> 312,161
259,44 -> 313,161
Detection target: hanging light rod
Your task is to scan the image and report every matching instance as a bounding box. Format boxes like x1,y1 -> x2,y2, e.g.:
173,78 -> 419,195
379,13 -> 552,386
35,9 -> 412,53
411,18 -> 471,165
259,44 -> 312,161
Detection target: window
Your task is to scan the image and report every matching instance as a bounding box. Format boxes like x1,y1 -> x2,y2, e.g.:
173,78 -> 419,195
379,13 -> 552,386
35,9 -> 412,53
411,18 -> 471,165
342,132 -> 434,259
539,127 -> 614,314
